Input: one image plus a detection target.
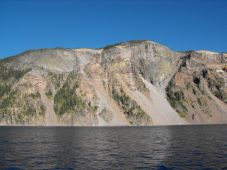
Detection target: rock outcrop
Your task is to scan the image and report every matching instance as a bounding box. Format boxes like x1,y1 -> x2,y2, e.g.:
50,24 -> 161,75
0,40 -> 227,126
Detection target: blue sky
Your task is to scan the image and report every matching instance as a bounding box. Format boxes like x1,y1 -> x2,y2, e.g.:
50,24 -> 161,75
0,0 -> 227,58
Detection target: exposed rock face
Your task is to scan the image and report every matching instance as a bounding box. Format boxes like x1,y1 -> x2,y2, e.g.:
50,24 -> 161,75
166,51 -> 227,123
0,40 -> 227,126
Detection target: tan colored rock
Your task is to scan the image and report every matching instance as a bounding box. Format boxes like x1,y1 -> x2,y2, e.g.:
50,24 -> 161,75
1,40 -> 227,125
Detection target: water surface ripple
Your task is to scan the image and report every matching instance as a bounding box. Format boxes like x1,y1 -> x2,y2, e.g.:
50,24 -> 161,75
0,125 -> 226,169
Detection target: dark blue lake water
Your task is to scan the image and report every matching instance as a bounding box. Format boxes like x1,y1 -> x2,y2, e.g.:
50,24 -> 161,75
0,125 -> 226,170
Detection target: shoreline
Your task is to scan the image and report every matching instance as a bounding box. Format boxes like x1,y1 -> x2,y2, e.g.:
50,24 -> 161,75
0,123 -> 226,128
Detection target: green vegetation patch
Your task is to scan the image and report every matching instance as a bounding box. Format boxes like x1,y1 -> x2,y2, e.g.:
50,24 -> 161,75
0,64 -> 45,123
53,71 -> 97,116
0,84 -> 11,98
166,80 -> 188,118
0,89 -> 45,124
48,72 -> 66,89
45,89 -> 53,99
207,75 -> 227,103
0,64 -> 31,81
110,82 -> 152,125
54,77 -> 84,116
29,91 -> 41,99
0,64 -> 31,99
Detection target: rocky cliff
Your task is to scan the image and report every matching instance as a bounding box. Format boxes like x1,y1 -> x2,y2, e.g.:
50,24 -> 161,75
0,40 -> 227,126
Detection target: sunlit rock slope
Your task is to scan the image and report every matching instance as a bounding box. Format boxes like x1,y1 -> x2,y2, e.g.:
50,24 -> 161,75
0,40 -> 227,126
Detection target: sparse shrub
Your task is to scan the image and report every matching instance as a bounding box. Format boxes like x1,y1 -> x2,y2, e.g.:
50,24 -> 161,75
30,91 -> 41,99
0,64 -> 30,81
45,89 -> 52,99
111,83 -> 152,125
0,85 -> 11,98
166,79 -> 188,118
54,72 -> 90,116
197,97 -> 202,106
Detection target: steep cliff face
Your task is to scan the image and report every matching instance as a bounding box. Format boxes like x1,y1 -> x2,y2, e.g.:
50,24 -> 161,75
166,51 -> 227,124
0,41 -> 227,126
